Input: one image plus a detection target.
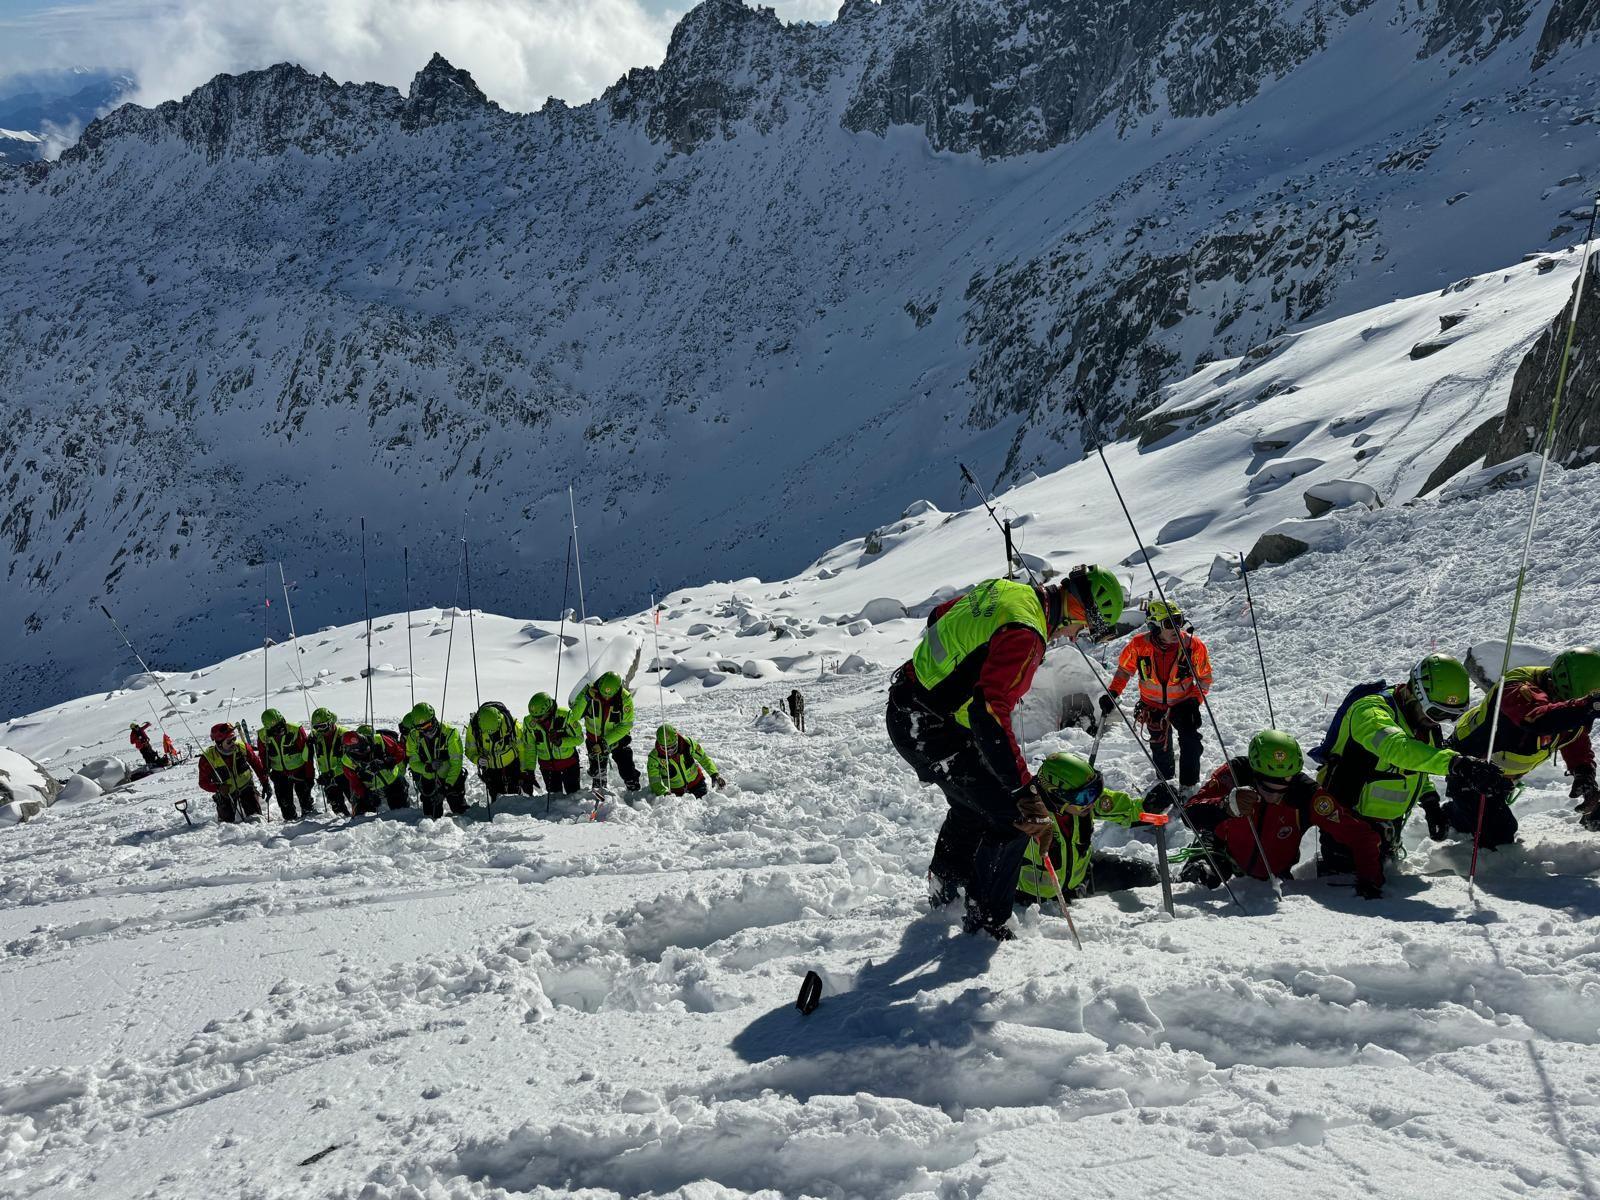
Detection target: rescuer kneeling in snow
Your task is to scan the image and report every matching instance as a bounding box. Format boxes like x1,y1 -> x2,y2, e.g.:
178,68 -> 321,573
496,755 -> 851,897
647,724 -> 724,798
885,566 -> 1125,941
1446,646 -> 1600,843
1016,752 -> 1169,906
1181,729 -> 1383,897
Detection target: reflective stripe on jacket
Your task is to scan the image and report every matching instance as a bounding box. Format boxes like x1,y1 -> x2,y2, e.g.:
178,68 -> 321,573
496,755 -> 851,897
520,709 -> 583,767
1108,631 -> 1212,709
1319,691 -> 1454,821
1018,788 -> 1144,898
406,724 -> 465,784
648,737 -> 718,796
574,687 -> 635,748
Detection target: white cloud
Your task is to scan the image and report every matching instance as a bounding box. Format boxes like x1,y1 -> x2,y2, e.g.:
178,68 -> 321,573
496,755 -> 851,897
2,0 -> 689,113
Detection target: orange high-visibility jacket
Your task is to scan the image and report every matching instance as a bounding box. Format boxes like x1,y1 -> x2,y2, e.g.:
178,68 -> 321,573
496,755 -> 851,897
1107,631 -> 1212,709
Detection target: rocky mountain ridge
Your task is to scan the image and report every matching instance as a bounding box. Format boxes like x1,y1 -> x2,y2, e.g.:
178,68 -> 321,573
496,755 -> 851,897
5,0 -> 1600,715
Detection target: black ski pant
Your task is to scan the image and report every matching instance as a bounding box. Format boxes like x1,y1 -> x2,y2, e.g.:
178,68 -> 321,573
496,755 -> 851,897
318,773 -> 353,816
269,772 -> 315,820
1149,699 -> 1203,788
417,776 -> 468,819
1443,790 -> 1518,849
214,783 -> 263,824
354,778 -> 410,815
589,737 -> 642,790
885,669 -> 1027,928
535,761 -> 582,795
664,778 -> 710,799
136,744 -> 161,769
479,764 -> 522,800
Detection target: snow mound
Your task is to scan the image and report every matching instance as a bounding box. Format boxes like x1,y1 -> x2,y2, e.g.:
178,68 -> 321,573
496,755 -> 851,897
0,747 -> 60,825
77,756 -> 128,791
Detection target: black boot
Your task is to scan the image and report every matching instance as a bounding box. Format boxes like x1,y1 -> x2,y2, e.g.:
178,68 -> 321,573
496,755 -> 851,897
927,871 -> 961,909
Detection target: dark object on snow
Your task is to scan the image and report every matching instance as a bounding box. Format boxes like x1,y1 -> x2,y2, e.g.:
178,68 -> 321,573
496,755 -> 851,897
787,689 -> 806,732
298,1144 -> 342,1167
174,797 -> 194,827
796,970 -> 823,1015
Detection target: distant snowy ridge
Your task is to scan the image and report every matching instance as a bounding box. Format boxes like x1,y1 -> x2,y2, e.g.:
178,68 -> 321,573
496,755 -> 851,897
7,0 -> 1600,716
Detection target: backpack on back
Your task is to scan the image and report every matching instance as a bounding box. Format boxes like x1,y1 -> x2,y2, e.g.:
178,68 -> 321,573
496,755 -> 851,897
1308,680 -> 1388,765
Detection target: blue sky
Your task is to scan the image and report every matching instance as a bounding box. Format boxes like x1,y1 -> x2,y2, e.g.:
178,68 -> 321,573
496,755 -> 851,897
0,0 -> 840,112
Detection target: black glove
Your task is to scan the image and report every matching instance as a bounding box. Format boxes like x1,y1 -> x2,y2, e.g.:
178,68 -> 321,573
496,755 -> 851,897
1570,767 -> 1600,808
1143,780 -> 1179,814
1179,856 -> 1221,889
1420,794 -> 1450,841
1447,754 -> 1506,797
1098,694 -> 1116,716
1354,878 -> 1383,901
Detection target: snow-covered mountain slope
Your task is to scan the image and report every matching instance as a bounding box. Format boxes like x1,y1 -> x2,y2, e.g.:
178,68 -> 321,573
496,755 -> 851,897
3,425 -> 1599,1197
7,0 -> 1600,716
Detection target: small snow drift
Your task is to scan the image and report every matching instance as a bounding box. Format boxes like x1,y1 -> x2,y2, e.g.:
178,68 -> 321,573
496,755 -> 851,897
77,755 -> 129,791
0,747 -> 61,825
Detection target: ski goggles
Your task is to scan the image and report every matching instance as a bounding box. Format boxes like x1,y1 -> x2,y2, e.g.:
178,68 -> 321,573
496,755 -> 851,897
1045,774 -> 1105,813
1419,698 -> 1469,725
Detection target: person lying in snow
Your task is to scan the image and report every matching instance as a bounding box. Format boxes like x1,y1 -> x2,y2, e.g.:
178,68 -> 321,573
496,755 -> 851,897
1015,752 -> 1169,909
1181,729 -> 1384,897
1447,646 -> 1600,842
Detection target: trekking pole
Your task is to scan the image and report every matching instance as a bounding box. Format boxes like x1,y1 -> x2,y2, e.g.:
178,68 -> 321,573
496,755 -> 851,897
1087,718 -> 1109,766
568,485 -> 594,676
404,547 -> 416,708
1236,552 -> 1276,728
960,462 -> 1040,586
1068,639 -> 1244,911
278,563 -> 314,726
463,537 -> 481,708
262,563 -> 272,713
1471,194 -> 1600,897
1040,852 -> 1082,949
554,535 -> 573,701
651,592 -> 667,732
360,516 -> 374,727
97,603 -> 206,749
1097,447 -> 1282,900
440,547 -> 463,717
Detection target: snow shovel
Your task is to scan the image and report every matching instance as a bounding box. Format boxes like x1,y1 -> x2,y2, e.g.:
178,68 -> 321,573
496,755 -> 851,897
1139,811 -> 1175,916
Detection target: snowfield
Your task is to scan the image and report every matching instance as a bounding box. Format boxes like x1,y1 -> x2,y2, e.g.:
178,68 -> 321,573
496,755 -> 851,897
3,410 -> 1600,1197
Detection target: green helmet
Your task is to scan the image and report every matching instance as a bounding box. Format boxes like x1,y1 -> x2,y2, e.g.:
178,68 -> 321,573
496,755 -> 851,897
475,704 -> 504,733
596,672 -> 622,698
656,724 -> 679,751
528,692 -> 555,717
1035,752 -> 1104,807
1247,729 -> 1303,781
1550,647 -> 1600,701
260,708 -> 286,730
311,707 -> 337,728
407,702 -> 437,729
1409,653 -> 1472,724
356,724 -> 376,739
1066,565 -> 1125,637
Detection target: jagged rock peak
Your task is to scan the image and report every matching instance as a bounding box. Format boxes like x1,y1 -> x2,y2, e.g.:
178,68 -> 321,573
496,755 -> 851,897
404,53 -> 496,128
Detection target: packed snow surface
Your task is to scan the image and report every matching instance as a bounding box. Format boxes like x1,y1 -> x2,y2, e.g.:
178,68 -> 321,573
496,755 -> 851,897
4,404 -> 1600,1196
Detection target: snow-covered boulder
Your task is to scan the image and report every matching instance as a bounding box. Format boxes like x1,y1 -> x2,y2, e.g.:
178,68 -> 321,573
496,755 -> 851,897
1465,641 -> 1553,692
836,654 -> 873,674
1245,517 -> 1342,569
56,773 -> 104,806
1303,479 -> 1381,517
740,659 -> 781,680
0,747 -> 61,825
852,598 -> 908,625
751,709 -> 797,733
908,586 -> 961,619
78,755 -> 129,791
845,620 -> 872,636
1440,453 -> 1539,501
902,499 -> 940,518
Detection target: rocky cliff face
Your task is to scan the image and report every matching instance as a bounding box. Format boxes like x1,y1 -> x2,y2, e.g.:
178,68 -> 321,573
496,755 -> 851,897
5,0 -> 1600,714
1489,244 -> 1600,469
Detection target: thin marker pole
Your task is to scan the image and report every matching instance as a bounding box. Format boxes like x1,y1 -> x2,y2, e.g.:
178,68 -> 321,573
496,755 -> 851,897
1471,197 -> 1600,896
1237,552 -> 1277,728
361,517 -> 373,727
568,486 -> 594,676
404,547 -> 416,708
278,563 -> 314,725
463,538 -> 481,709
98,603 -> 205,750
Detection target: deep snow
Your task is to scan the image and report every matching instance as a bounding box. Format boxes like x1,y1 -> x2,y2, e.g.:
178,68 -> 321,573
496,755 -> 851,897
4,415 -> 1600,1195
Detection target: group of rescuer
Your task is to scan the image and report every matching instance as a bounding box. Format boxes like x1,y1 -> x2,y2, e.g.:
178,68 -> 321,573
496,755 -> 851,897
885,566 -> 1600,940
195,671 -> 726,823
